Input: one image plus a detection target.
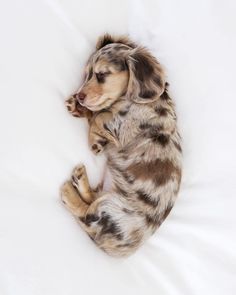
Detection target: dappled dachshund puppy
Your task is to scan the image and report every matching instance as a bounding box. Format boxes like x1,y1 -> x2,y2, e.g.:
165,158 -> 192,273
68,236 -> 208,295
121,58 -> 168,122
61,34 -> 182,257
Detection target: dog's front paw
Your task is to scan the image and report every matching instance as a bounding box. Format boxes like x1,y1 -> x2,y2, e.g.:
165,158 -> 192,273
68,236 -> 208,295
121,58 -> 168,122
90,138 -> 108,155
65,95 -> 88,118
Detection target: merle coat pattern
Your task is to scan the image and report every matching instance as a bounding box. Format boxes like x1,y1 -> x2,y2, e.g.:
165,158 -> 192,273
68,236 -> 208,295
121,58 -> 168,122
61,34 -> 182,257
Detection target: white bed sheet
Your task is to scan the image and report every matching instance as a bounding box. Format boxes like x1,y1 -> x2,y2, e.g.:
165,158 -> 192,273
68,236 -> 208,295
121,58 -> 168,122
0,0 -> 236,294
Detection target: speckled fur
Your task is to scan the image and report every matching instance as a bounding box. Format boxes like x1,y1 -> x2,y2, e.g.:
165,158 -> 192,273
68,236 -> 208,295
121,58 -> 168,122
61,34 -> 182,257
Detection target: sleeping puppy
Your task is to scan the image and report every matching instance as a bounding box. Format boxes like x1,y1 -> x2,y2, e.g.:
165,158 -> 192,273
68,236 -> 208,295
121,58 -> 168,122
61,34 -> 182,257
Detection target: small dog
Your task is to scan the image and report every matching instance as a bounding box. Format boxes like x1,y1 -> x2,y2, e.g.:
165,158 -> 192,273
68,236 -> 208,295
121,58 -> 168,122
61,34 -> 182,257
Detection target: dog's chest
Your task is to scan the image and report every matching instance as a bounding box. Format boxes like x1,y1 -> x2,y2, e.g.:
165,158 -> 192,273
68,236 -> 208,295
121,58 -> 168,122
110,104 -> 152,147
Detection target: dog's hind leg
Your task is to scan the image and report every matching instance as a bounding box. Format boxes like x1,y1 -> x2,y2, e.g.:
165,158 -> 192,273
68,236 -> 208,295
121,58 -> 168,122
71,164 -> 98,204
61,181 -> 88,217
60,181 -> 97,236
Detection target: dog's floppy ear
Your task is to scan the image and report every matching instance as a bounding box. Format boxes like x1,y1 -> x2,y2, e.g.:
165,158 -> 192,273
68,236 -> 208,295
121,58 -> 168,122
126,47 -> 165,103
96,34 -> 136,50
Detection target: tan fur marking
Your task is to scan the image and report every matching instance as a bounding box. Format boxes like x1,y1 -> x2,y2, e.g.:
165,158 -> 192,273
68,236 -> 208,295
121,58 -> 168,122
128,159 -> 181,186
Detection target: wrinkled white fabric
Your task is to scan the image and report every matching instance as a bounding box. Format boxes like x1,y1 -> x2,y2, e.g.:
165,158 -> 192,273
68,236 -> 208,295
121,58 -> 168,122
0,0 -> 235,294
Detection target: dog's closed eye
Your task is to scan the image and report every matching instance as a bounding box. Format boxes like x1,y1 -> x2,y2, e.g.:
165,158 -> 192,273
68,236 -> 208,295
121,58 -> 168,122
96,72 -> 110,83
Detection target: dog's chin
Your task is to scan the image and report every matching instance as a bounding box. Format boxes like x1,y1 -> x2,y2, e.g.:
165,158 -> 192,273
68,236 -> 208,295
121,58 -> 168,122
84,104 -> 102,112
83,98 -> 116,112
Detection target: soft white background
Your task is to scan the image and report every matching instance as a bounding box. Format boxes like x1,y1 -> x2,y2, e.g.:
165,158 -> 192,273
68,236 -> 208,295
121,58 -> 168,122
0,0 -> 236,294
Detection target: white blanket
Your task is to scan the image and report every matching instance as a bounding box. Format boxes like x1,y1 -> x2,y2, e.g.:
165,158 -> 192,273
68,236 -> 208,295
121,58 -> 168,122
0,0 -> 235,294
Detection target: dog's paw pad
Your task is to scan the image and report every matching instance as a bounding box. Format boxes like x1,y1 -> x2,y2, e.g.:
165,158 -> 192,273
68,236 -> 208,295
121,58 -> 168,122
91,139 -> 108,155
65,97 -> 76,109
72,164 -> 86,182
91,144 -> 102,154
65,96 -> 83,117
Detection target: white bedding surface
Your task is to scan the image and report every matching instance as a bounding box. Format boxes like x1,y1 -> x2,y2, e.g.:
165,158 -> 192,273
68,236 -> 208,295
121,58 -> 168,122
0,0 -> 236,294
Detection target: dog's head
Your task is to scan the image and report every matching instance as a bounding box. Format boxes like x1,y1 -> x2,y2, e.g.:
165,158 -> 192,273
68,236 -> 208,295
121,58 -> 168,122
75,34 -> 165,111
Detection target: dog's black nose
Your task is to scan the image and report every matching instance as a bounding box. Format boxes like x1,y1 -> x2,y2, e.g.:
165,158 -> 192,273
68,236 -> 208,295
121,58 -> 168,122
77,92 -> 86,101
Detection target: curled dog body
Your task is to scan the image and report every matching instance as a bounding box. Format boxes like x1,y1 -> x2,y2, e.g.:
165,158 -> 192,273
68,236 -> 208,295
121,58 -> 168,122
61,34 -> 182,257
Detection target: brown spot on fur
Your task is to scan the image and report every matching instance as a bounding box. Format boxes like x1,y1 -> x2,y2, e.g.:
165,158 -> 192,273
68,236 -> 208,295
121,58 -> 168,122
98,213 -> 123,240
109,58 -> 127,71
136,190 -> 159,207
128,48 -> 165,101
140,123 -> 164,134
118,109 -> 129,116
115,184 -> 128,197
92,144 -> 98,150
153,76 -> 163,88
160,204 -> 173,224
103,123 -> 110,132
155,107 -> 169,116
145,204 -> 173,227
148,128 -> 170,146
122,208 -> 134,214
132,51 -> 154,82
155,134 -> 170,146
128,159 -> 181,186
160,90 -> 170,101
97,139 -> 108,147
122,172 -> 134,184
145,214 -> 158,227
139,122 -> 152,130
79,214 -> 99,226
108,160 -> 134,184
139,90 -> 157,99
